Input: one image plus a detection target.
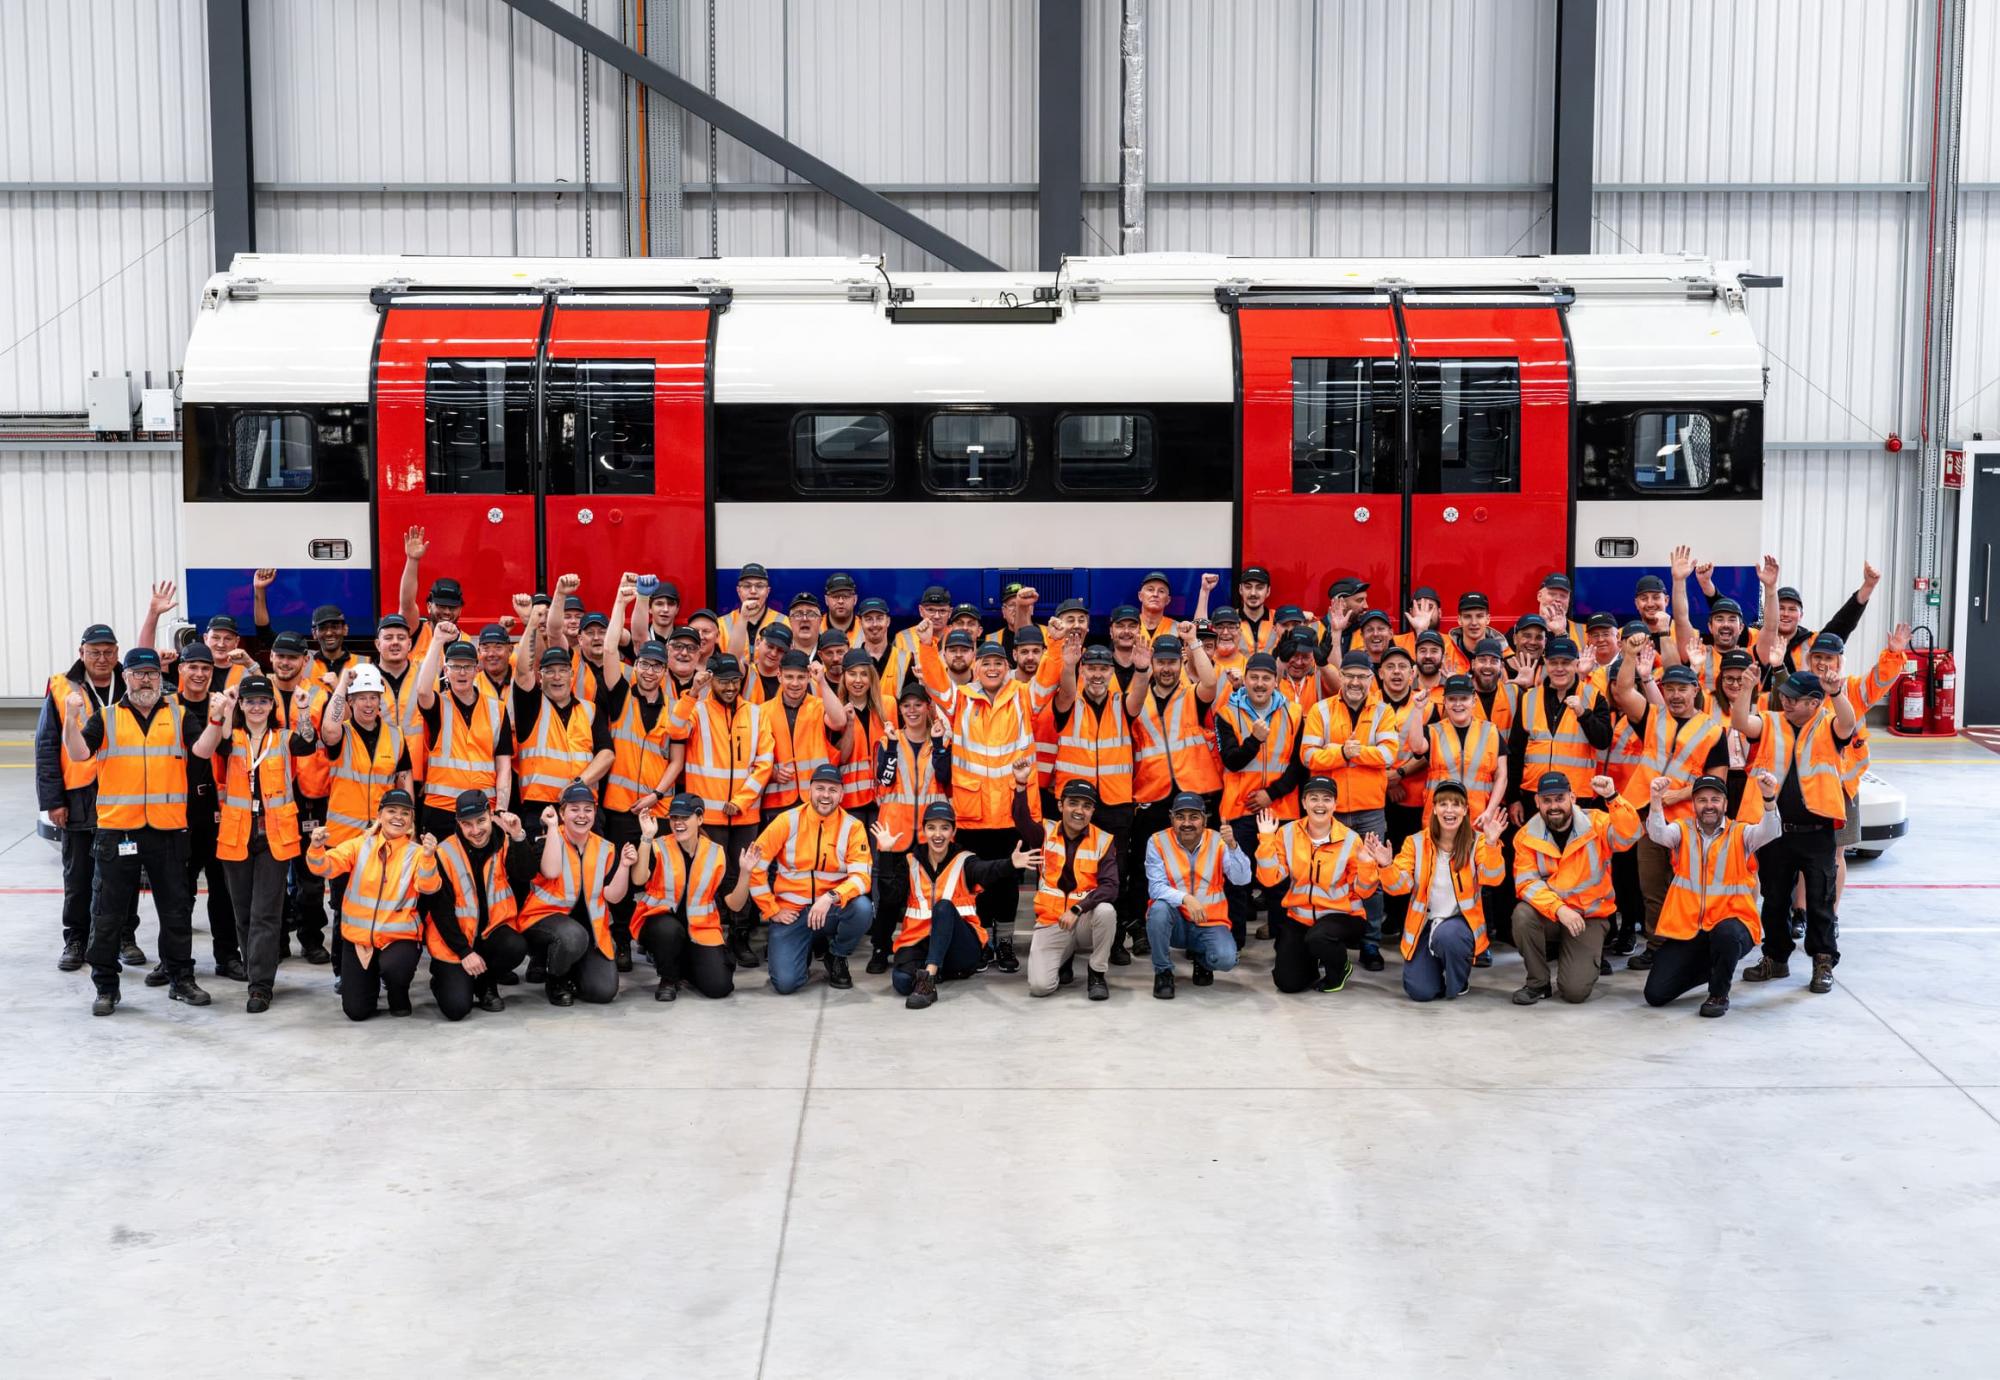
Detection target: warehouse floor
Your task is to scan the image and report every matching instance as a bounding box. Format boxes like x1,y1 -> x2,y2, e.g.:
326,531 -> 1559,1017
3,725 -> 1997,1379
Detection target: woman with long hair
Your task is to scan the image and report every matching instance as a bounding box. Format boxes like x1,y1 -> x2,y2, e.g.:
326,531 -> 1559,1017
1369,779 -> 1506,1001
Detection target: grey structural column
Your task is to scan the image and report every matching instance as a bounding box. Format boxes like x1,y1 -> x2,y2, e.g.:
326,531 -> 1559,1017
497,0 -> 1000,271
206,0 -> 256,269
1550,0 -> 1597,254
1038,0 -> 1084,270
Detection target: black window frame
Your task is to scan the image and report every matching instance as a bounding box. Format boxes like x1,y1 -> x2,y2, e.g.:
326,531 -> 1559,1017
422,358 -> 538,497
1575,401 -> 1763,501
1626,409 -> 1719,494
1051,410 -> 1159,497
1409,357 -> 1523,495
789,410 -> 898,496
543,357 -> 659,497
1289,356 -> 1401,496
224,410 -> 319,498
920,409 -> 1031,497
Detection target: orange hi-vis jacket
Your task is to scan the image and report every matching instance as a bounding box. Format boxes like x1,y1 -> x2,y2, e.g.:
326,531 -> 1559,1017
918,642 -> 1042,830
1301,695 -> 1399,811
1254,818 -> 1378,924
1053,689 -> 1135,807
1278,670 -> 1326,715
1518,681 -> 1603,796
517,832 -> 620,958
1379,832 -> 1506,959
1033,821 -> 1112,925
1513,796 -> 1641,921
1377,694 -> 1425,810
761,694 -> 834,814
896,850 -> 988,949
515,694 -> 597,804
427,833 -> 518,961
1469,682 -> 1518,736
1603,714 -> 1652,796
1751,707 -> 1849,825
1132,680 -> 1222,800
93,701 -> 188,831
601,686 -> 675,814
1215,696 -> 1302,822
838,702 -> 887,809
719,606 -> 789,657
1835,643 -> 1905,792
49,672 -> 109,791
217,727 -> 301,862
1146,829 -> 1230,926
1618,708 -> 1725,819
631,833 -> 727,945
668,691 -> 775,825
325,715 -> 406,843
1658,819 -> 1763,944
425,691 -> 505,809
278,682 -> 334,799
872,732 -> 949,853
1423,718 -> 1503,822
307,834 -> 441,949
751,804 -> 872,920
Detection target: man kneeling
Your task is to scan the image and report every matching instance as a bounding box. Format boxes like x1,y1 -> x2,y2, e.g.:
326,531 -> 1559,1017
425,791 -> 534,1020
515,781 -> 636,1006
1642,771 -> 1781,1017
1143,792 -> 1251,999
875,802 -> 1037,1009
748,764 -> 874,994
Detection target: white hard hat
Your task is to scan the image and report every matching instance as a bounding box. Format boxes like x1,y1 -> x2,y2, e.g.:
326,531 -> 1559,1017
347,664 -> 387,695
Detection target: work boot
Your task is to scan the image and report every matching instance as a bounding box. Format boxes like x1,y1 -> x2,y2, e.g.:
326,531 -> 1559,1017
1607,926 -> 1638,957
58,939 -> 85,971
476,982 -> 506,1013
1699,993 -> 1730,1018
526,956 -> 548,984
992,939 -> 1020,974
1741,957 -> 1789,983
615,937 -> 634,974
654,977 -> 678,1003
168,975 -> 212,1007
1254,922 -> 1271,942
824,953 -> 853,990
246,989 -> 272,1014
144,963 -> 171,988
1511,982 -> 1551,1006
865,947 -> 890,975
1627,948 -> 1656,972
91,988 -> 120,1017
1597,957 -> 1613,976
978,942 -> 995,972
905,970 -> 938,1010
119,939 -> 146,967
1153,970 -> 1175,1000
1358,941 -> 1385,973
216,957 -> 248,982
1789,908 -> 1807,941
1108,935 -> 1131,967
1809,956 -> 1835,994
546,979 -> 575,1007
1086,968 -> 1109,1001
1318,959 -> 1354,994
1058,957 -> 1075,987
300,941 -> 331,965
1192,959 -> 1214,987
1131,928 -> 1151,958
727,924 -> 760,969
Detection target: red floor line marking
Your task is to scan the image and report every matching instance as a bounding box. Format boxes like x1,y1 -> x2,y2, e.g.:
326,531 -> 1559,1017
1843,883 -> 2000,890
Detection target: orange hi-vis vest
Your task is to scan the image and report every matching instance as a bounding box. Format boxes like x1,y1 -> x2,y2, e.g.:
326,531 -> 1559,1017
326,715 -> 405,844
1254,819 -> 1377,924
750,805 -> 872,920
1836,644 -> 1904,792
1752,708 -> 1849,825
1469,682 -> 1518,735
1215,697 -> 1301,822
896,850 -> 988,949
93,701 -> 188,831
515,694 -> 596,804
631,834 -> 727,945
1379,832 -> 1506,959
945,681 -> 1037,830
873,733 -> 948,853
1132,681 -> 1221,800
50,672 -> 112,791
1146,829 -> 1230,926
1618,709 -> 1724,818
378,665 -> 425,785
1377,695 -> 1425,809
218,727 -> 301,862
1054,690 -> 1134,807
839,703 -> 887,809
308,834 -> 440,949
427,833 -> 518,961
1032,698 -> 1060,790
1278,671 -> 1326,715
1301,695 -> 1399,811
1603,715 -> 1651,795
1034,821 -> 1111,925
1513,797 -> 1641,921
286,683 -> 335,799
426,692 -> 504,808
1424,719 -> 1502,822
1518,682 -> 1602,796
517,832 -> 619,958
601,687 -> 675,814
762,694 -> 834,813
1658,819 -> 1763,945
669,692 -> 775,825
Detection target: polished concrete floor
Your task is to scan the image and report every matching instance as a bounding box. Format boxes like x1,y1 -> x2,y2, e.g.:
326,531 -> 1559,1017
3,725 -> 1998,1379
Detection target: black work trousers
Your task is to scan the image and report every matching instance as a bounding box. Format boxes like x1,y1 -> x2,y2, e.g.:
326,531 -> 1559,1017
429,926 -> 528,1021
957,827 -> 1022,945
872,847 -> 910,955
285,796 -> 328,948
1757,829 -> 1839,967
1272,912 -> 1370,993
704,821 -> 760,937
1382,801 -> 1424,937
598,808 -> 642,947
1121,799 -> 1173,931
62,826 -> 139,948
340,940 -> 421,1021
637,913 -> 689,984
223,839 -> 288,992
89,828 -> 193,992
1644,919 -> 1756,1006
1225,815 -> 1282,949
185,782 -> 236,963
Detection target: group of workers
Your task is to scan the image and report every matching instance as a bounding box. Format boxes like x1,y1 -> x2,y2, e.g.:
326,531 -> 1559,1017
38,528 -> 1903,1022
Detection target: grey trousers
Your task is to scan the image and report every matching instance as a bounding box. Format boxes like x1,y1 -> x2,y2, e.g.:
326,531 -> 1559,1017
1511,901 -> 1609,1004
1026,902 -> 1118,996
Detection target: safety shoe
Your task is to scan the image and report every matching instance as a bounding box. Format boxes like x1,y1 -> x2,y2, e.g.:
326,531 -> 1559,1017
1597,957 -> 1613,976
614,938 -> 634,974
992,939 -> 1020,974
1318,959 -> 1354,994
1626,949 -> 1656,972
1058,957 -> 1075,987
824,954 -> 854,990
526,958 -> 548,984
58,939 -> 85,971
905,970 -> 939,1010
91,989 -> 119,1017
1789,908 -> 1807,941
1607,927 -> 1638,957
1358,942 -> 1385,972
246,990 -> 272,1015
1153,970 -> 1175,1000
546,979 -> 575,1007
119,939 -> 147,967
169,976 -> 212,1007
1511,982 -> 1551,1006
1254,923 -> 1271,941
1086,968 -> 1109,1001
1808,956 -> 1835,994
1192,959 -> 1214,987
476,984 -> 506,1013
1699,994 -> 1730,1018
300,943 -> 332,965
1108,936 -> 1131,967
1741,957 -> 1790,983
865,947 -> 890,975
1131,929 -> 1151,957
726,928 -> 761,969
144,963 -> 172,988
216,957 -> 248,982
654,978 -> 678,1003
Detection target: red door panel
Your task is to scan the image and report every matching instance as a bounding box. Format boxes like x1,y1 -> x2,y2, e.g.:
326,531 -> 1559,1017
542,296 -> 711,613
1238,303 -> 1405,616
374,296 -> 546,624
1402,303 -> 1570,626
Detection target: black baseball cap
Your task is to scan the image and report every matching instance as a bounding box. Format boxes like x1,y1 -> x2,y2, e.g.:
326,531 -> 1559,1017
856,597 -> 889,616
1152,634 -> 1185,657
666,625 -> 700,645
428,579 -> 464,605
580,612 -> 609,630
563,596 -> 586,613
1634,574 -> 1667,595
478,624 -> 510,646
819,630 -> 849,648
685,608 -> 719,624
1545,636 -> 1580,660
647,580 -> 681,602
943,629 -> 975,650
1541,573 -> 1572,593
1080,645 -> 1116,666
207,614 -> 239,634
1474,637 -> 1508,659
178,643 -> 214,665
1458,592 -> 1488,612
841,648 -> 873,671
311,604 -> 347,628
270,631 -> 308,654
378,788 -> 416,812
809,764 -> 843,787
1709,597 -> 1744,619
538,647 -> 570,669
1778,672 -> 1826,700
1415,629 -> 1445,649
1689,774 -> 1728,797
1169,792 -> 1207,815
80,623 -> 117,645
635,640 -> 669,664
1442,674 -> 1475,696
237,674 -> 275,699
1328,578 -> 1360,598
1410,586 -> 1440,605
950,603 -> 982,624
1245,652 -> 1279,675
1621,620 -> 1650,640
708,654 -> 743,680
1431,778 -> 1469,804
1139,570 -> 1171,589
559,781 -> 597,806
922,801 -> 957,826
1014,626 -> 1046,647
779,650 -> 810,671
790,591 -> 822,612
1356,608 -> 1390,628
1586,612 -> 1618,631
1378,644 -> 1414,666
1534,771 -> 1573,796
1513,614 -> 1548,633
1059,780 -> 1100,805
667,792 -> 704,818
377,613 -> 409,631
896,677 -> 930,704
1339,650 -> 1374,672
1301,776 -> 1338,799
1054,597 -> 1089,617
1210,606 -> 1241,625
1777,586 -> 1804,605
443,640 -> 477,663
1108,605 -> 1141,625
1719,650 -> 1755,671
737,563 -> 770,582
1660,665 -> 1699,686
1810,631 -> 1846,655
1240,566 -> 1272,584
1274,605 -> 1306,624
454,790 -> 491,820
761,624 -> 793,648
920,585 -> 952,606
824,572 -> 856,594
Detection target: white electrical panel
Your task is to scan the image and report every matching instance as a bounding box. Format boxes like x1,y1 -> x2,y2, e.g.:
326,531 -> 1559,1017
141,388 -> 176,431
85,372 -> 133,431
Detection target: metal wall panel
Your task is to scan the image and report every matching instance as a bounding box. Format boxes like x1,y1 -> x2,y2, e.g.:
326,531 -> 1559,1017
256,190 -> 623,258
1596,0 -> 1920,184
1764,448 -> 1927,644
1951,191 -> 2000,441
1964,0 -> 1999,181
0,451 -> 182,699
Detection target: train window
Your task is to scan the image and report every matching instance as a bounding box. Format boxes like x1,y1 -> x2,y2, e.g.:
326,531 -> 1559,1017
1055,414 -> 1155,494
1630,412 -> 1714,490
1292,358 -> 1398,495
424,360 -> 535,495
793,413 -> 894,494
924,412 -> 1026,494
228,413 -> 314,493
545,360 -> 655,496
1412,360 -> 1521,493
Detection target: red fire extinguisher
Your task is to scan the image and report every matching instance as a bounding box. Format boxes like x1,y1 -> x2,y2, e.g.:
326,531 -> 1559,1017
1927,646 -> 1957,735
1889,627 -> 1957,737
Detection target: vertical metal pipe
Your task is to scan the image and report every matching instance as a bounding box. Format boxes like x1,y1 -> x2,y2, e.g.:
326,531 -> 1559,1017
1119,0 -> 1145,254
1917,0 -> 1966,626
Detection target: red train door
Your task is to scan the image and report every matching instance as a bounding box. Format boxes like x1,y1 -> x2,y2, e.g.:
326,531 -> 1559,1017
1236,297 -> 1406,617
1400,295 -> 1571,621
374,293 -> 548,622
542,293 -> 712,608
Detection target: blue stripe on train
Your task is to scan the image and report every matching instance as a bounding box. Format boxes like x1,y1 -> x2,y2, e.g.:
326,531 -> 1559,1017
186,568 -> 379,633
1572,565 -> 1761,625
717,566 -> 1229,622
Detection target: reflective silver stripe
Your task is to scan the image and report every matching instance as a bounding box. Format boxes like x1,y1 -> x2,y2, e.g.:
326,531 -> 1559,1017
97,792 -> 187,806
1520,815 -> 1610,901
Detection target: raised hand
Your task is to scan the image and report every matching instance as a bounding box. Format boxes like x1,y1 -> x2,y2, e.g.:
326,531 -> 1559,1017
1362,833 -> 1393,866
1175,620 -> 1197,642
555,573 -> 581,597
1131,641 -> 1153,672
1650,775 -> 1672,799
1255,807 -> 1280,836
915,617 -> 935,645
1669,545 -> 1694,580
1758,554 -> 1780,586
870,818 -> 894,851
1479,809 -> 1506,845
1754,769 -> 1780,797
1887,622 -> 1912,654
1693,559 -> 1715,589
619,843 -> 638,869
1011,757 -> 1035,787
930,705 -> 948,740
1637,642 -> 1659,677
690,668 -> 711,697
1326,603 -> 1351,633
1589,774 -> 1615,798
1200,573 -> 1220,593
637,811 -> 658,841
229,647 -> 257,668
419,833 -> 439,856
511,593 -> 534,620
495,810 -> 524,840
1512,656 -> 1540,687
1861,560 -> 1882,595
309,824 -> 329,850
404,526 -> 429,559
148,580 -> 179,615
1011,841 -> 1043,869
1248,714 -> 1270,743
434,620 -> 460,645
541,805 -> 559,830
740,843 -> 764,871
65,688 -> 87,714
251,568 -> 276,592
292,685 -> 313,714
1406,602 -> 1436,633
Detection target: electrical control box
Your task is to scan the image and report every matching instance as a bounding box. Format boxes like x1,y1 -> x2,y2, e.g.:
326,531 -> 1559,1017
141,388 -> 177,431
85,372 -> 134,431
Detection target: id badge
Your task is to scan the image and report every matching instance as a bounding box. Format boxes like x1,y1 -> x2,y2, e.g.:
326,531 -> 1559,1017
117,839 -> 139,858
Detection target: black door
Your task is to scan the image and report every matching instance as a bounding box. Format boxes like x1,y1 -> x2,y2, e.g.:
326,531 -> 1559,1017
1967,450 -> 2000,726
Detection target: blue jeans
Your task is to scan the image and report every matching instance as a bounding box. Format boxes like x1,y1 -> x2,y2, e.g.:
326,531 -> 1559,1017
767,896 -> 874,995
1336,808 -> 1388,941
890,899 -> 985,995
1401,915 -> 1475,1002
1144,900 -> 1240,975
